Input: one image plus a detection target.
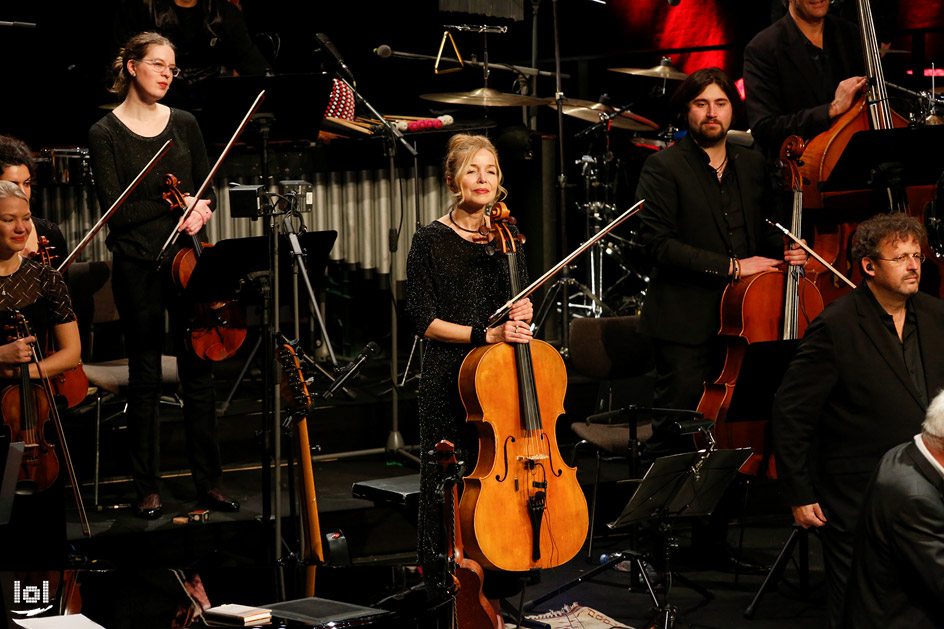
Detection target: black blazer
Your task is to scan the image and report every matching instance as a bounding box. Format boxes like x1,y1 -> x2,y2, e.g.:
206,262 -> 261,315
635,134 -> 782,345
743,13 -> 863,157
773,284 -> 944,528
843,440 -> 944,628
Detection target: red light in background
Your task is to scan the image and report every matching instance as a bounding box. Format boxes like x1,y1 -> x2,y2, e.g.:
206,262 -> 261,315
906,68 -> 944,76
735,77 -> 746,100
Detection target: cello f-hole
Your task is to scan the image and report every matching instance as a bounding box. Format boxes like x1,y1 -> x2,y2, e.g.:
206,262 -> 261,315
541,432 -> 564,477
496,435 -> 515,482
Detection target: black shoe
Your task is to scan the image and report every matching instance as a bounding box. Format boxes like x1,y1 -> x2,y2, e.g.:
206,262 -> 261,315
199,489 -> 240,512
136,493 -> 162,520
708,549 -> 766,574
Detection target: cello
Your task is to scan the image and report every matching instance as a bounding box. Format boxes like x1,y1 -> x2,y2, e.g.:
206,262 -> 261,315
800,0 -> 939,302
457,202 -> 588,572
695,136 -> 825,477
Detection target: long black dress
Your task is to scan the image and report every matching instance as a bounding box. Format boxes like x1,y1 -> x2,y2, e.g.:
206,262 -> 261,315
405,219 -> 528,598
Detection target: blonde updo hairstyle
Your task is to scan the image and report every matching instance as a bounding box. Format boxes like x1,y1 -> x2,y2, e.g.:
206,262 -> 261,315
443,134 -> 506,210
109,31 -> 176,97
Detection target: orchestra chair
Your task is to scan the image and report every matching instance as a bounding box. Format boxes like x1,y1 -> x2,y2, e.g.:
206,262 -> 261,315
67,261 -> 181,507
568,315 -> 654,560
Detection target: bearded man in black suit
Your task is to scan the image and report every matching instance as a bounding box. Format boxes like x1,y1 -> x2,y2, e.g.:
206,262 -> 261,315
843,390 -> 944,629
773,214 -> 944,628
635,67 -> 807,460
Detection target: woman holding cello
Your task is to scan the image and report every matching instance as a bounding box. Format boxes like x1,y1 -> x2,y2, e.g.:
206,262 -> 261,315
406,134 -> 532,622
0,180 -> 81,567
88,31 -> 237,519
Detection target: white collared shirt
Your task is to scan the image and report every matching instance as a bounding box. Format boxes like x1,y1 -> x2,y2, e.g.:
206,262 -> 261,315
914,434 -> 944,481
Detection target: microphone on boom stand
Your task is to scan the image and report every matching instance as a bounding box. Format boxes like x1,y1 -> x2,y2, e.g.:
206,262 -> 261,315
322,342 -> 380,400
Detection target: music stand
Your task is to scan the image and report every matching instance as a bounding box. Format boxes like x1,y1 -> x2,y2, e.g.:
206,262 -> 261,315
821,126 -> 944,193
0,438 -> 24,526
608,449 -> 751,628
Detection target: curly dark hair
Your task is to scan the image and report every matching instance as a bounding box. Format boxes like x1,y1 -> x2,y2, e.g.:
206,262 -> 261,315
0,134 -> 35,177
851,213 -> 926,267
669,67 -> 745,130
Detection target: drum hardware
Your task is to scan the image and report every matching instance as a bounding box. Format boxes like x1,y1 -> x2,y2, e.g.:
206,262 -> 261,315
608,57 -> 689,81
610,56 -> 687,98
420,87 -> 548,107
887,80 -> 944,125
550,98 -> 659,133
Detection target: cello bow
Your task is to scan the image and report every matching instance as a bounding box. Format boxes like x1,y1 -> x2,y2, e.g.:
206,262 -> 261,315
155,90 -> 266,267
487,199 -> 644,326
56,140 -> 173,274
767,220 -> 856,289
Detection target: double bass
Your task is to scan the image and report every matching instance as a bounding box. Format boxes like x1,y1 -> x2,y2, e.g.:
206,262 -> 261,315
696,137 -> 824,476
800,0 -> 939,301
457,203 -> 588,572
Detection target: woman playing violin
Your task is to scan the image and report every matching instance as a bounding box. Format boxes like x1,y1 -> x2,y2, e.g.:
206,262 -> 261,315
0,180 -> 81,568
406,134 -> 532,617
88,31 -> 237,520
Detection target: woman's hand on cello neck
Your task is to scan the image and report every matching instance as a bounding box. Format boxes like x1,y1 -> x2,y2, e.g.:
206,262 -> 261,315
486,298 -> 533,344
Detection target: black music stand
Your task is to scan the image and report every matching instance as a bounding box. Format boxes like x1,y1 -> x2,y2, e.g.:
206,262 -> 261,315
610,448 -> 751,628
0,438 -> 24,526
821,126 -> 944,193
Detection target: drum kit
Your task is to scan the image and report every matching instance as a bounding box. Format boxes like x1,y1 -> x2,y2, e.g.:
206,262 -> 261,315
420,56 -> 689,322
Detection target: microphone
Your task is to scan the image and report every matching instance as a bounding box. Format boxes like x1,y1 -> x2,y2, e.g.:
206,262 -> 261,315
315,32 -> 355,82
322,342 -> 380,400
373,44 -> 430,62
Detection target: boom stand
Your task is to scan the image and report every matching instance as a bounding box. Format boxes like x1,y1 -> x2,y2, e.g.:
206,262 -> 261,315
330,70 -> 421,464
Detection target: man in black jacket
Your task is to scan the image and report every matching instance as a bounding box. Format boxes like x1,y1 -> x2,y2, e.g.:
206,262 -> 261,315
635,67 -> 806,459
843,391 -> 944,629
773,214 -> 944,628
743,0 -> 866,158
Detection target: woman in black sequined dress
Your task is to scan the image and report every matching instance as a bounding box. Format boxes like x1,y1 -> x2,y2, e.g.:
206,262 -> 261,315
406,134 -> 533,611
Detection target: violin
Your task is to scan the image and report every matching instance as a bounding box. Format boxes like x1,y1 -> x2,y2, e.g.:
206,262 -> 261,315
435,440 -> 498,629
163,174 -> 247,361
695,137 -> 824,476
457,202 -> 588,572
1,312 -> 58,495
28,236 -> 89,409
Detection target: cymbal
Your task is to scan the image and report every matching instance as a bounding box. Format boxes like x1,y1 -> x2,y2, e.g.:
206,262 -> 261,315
609,64 -> 688,81
549,98 -> 659,131
420,87 -> 548,107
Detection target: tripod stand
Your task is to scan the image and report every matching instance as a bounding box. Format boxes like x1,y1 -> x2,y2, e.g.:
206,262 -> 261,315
527,446 -> 751,628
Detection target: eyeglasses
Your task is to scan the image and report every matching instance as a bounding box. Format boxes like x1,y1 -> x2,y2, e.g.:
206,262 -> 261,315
136,59 -> 181,78
874,252 -> 926,265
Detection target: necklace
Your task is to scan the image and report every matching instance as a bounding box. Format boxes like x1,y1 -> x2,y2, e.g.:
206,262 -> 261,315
449,210 -> 489,236
713,153 -> 729,180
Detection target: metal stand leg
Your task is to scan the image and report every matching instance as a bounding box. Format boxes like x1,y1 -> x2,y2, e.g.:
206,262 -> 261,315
744,524 -> 813,619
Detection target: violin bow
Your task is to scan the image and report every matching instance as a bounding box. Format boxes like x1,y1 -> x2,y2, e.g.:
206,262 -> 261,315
56,140 -> 173,274
155,90 -> 266,267
766,219 -> 857,289
487,199 -> 645,327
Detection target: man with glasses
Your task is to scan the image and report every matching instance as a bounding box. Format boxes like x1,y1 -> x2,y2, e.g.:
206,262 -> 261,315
773,213 -> 944,627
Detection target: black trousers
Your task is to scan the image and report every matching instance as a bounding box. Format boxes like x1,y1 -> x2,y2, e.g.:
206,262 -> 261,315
645,337 -> 723,458
111,255 -> 221,499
